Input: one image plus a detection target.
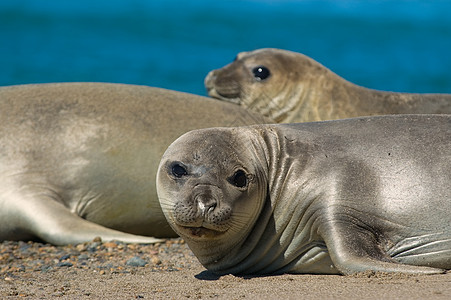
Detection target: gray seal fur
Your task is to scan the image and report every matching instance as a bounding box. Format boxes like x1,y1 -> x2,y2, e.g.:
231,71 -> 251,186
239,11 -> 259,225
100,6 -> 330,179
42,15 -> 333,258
0,82 -> 268,245
205,48 -> 451,123
157,114 -> 451,275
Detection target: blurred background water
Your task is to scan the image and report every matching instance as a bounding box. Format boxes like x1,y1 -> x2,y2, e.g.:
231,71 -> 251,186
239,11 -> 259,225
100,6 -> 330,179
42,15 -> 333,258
1,0 -> 450,96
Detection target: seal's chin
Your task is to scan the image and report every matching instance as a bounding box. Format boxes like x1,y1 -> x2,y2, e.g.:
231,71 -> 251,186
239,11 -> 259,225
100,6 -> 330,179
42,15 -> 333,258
177,225 -> 226,240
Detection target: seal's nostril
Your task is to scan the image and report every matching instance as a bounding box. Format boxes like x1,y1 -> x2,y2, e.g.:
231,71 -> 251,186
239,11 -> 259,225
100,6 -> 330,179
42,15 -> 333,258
206,202 -> 217,214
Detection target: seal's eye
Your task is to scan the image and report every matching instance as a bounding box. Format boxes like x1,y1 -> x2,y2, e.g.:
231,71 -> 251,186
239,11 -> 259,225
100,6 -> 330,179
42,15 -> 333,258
171,163 -> 187,178
252,66 -> 271,81
230,170 -> 247,188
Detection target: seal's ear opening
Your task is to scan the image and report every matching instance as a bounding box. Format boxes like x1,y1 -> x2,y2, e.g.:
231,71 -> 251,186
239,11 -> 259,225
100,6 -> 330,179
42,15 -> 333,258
252,66 -> 271,81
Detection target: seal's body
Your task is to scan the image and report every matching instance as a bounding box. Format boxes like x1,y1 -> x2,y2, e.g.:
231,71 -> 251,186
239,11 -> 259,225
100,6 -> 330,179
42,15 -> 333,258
0,82 -> 267,245
205,48 -> 451,123
157,114 -> 451,275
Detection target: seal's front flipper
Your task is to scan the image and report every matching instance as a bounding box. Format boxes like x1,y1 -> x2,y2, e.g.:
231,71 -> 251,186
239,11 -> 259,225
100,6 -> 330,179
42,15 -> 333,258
319,221 -> 446,275
11,197 -> 164,246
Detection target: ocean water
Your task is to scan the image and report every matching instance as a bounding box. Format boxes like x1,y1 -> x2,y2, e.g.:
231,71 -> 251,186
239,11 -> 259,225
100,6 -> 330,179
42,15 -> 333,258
1,0 -> 450,96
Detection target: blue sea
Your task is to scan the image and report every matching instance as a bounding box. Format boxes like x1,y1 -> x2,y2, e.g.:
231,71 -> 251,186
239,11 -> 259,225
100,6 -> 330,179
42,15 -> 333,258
1,0 -> 450,96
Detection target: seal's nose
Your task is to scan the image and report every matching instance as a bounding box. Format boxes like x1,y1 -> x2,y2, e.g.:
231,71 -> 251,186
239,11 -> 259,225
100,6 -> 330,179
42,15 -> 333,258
196,194 -> 217,216
204,70 -> 217,91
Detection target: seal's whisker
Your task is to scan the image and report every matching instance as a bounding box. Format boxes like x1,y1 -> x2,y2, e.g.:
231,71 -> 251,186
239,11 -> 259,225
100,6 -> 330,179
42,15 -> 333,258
230,211 -> 252,218
157,198 -> 176,210
228,217 -> 251,229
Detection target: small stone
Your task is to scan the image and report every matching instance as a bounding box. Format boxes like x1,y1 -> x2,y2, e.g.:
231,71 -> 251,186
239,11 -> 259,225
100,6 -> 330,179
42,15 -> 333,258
125,256 -> 148,267
40,265 -> 53,273
103,242 -> 117,248
19,243 -> 31,252
57,261 -> 73,268
19,265 -> 26,272
87,243 -> 100,252
151,256 -> 162,265
76,244 -> 87,252
100,263 -> 114,270
78,254 -> 89,261
59,254 -> 71,261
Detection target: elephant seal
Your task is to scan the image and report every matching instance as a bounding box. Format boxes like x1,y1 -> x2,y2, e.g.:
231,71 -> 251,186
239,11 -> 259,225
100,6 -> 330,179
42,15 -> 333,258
157,114 -> 451,275
0,82 -> 268,245
205,48 -> 451,123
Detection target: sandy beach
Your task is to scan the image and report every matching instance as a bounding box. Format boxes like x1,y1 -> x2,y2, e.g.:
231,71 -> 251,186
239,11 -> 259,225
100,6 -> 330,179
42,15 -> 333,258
1,238 -> 450,299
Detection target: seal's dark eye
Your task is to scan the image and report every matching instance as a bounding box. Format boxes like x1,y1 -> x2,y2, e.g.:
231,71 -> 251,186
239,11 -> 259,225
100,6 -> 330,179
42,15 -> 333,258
230,170 -> 247,188
252,66 -> 271,81
171,163 -> 187,178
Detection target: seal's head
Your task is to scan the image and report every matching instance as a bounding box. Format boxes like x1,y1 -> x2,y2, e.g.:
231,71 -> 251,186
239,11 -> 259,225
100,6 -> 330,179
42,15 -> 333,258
157,127 -> 268,262
204,48 -> 331,122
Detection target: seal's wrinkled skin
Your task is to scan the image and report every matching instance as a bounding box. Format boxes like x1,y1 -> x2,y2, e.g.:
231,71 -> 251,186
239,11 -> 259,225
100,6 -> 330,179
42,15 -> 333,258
205,48 -> 451,123
157,115 -> 451,275
0,82 -> 268,245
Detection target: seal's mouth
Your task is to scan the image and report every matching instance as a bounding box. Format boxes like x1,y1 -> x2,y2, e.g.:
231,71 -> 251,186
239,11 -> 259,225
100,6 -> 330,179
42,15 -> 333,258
214,86 -> 241,102
178,225 -> 226,240
207,86 -> 241,103
205,81 -> 241,103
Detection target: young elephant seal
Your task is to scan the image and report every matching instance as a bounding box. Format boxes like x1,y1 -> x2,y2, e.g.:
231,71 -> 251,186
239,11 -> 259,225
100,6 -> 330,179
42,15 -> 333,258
205,48 -> 451,123
0,82 -> 268,245
157,114 -> 451,275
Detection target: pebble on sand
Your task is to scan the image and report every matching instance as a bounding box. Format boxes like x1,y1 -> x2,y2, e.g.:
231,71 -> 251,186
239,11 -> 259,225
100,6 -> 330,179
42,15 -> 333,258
125,257 -> 148,267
